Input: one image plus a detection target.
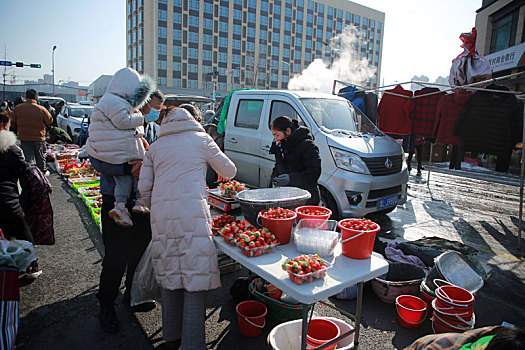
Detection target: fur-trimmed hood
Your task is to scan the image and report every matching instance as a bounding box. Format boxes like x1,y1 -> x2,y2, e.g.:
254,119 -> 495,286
0,130 -> 17,153
106,68 -> 156,110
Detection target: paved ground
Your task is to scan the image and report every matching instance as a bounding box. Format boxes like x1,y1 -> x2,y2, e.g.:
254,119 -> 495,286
15,160 -> 525,349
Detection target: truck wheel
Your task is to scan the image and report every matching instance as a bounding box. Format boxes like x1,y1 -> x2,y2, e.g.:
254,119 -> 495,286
320,188 -> 340,221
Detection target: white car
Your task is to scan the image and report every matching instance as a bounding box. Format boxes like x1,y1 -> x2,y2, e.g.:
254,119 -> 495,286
56,104 -> 93,143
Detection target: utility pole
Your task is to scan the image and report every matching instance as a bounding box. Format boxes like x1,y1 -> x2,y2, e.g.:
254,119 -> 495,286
52,45 -> 57,95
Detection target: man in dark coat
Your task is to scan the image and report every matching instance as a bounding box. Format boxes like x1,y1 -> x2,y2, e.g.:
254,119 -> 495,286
270,120 -> 322,205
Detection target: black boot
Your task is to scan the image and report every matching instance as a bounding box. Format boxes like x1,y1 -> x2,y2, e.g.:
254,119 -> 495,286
156,340 -> 181,350
98,302 -> 119,333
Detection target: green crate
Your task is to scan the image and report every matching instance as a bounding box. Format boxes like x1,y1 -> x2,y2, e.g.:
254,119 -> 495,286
73,180 -> 100,193
90,207 -> 101,222
249,279 -> 311,323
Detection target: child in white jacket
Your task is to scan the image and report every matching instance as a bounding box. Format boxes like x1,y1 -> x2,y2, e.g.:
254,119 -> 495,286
85,68 -> 156,227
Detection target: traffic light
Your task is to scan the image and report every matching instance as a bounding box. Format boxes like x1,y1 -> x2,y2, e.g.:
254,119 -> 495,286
30,64 -> 41,68
15,62 -> 23,67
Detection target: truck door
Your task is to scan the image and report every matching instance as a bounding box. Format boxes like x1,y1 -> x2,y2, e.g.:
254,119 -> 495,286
224,98 -> 268,187
258,97 -> 310,188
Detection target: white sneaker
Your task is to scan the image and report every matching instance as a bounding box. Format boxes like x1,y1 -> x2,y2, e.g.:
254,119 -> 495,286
109,203 -> 133,227
132,199 -> 150,214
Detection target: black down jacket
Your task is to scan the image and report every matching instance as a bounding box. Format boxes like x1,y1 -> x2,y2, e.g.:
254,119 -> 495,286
454,84 -> 523,155
270,127 -> 321,205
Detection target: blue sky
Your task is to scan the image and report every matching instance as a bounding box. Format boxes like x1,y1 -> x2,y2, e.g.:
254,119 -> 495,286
1,0 -> 481,87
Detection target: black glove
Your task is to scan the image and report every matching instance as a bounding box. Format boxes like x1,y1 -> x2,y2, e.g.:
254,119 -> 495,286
273,174 -> 290,186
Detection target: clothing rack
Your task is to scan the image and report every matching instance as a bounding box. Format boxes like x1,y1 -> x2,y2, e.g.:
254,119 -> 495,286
332,72 -> 525,250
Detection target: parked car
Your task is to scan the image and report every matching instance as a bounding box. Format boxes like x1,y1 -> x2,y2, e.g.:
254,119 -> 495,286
56,104 -> 93,143
37,96 -> 66,107
212,89 -> 408,218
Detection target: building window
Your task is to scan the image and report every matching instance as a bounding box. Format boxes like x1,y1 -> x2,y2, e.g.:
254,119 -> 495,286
189,32 -> 199,43
232,39 -> 241,50
274,19 -> 280,29
189,64 -> 198,73
297,10 -> 303,20
285,21 -> 291,31
232,54 -> 241,64
307,13 -> 313,24
188,48 -> 199,58
294,51 -> 302,60
305,39 -> 311,49
158,60 -> 167,70
248,12 -> 256,23
233,24 -> 241,35
261,16 -> 268,26
297,0 -> 303,7
260,30 -> 267,41
203,51 -> 212,60
308,1 -> 314,10
173,62 -> 181,71
203,18 -> 212,30
173,46 -> 181,57
248,0 -> 256,8
326,19 -> 332,29
316,29 -> 323,40
490,12 -> 518,53
234,9 -> 242,20
273,32 -> 280,42
259,44 -> 267,54
189,15 -> 198,26
318,17 -> 323,26
318,3 -> 324,14
305,52 -> 311,62
158,44 -> 167,54
283,48 -> 290,58
377,21 -> 382,31
295,37 -> 302,47
189,0 -> 198,10
219,37 -> 228,48
158,77 -> 167,85
203,3 -> 212,13
294,63 -> 301,72
285,7 -> 292,18
248,27 -> 256,38
336,21 -> 342,31
220,5 -> 229,17
306,27 -> 312,36
327,6 -> 333,16
158,9 -> 167,20
261,1 -> 268,12
188,79 -> 198,89
354,15 -> 360,25
363,17 -> 368,27
219,52 -> 228,62
247,42 -> 255,52
296,24 -> 303,34
220,22 -> 229,33
272,45 -> 279,56
274,4 -> 281,15
346,12 -> 352,22
173,12 -> 182,23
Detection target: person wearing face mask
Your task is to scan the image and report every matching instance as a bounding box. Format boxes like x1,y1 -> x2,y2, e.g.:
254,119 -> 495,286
143,90 -> 164,145
269,115 -> 321,205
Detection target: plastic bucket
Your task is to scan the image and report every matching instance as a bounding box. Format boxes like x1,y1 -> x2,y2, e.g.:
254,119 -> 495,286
306,318 -> 340,350
420,284 -> 435,319
338,219 -> 380,259
268,317 -> 354,350
395,295 -> 427,329
295,206 -> 332,222
236,300 -> 267,337
435,285 -> 474,308
258,210 -> 297,245
432,309 -> 475,334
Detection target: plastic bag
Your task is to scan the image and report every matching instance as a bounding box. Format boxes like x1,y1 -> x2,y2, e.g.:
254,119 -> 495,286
0,239 -> 36,271
449,28 -> 492,86
131,242 -> 160,306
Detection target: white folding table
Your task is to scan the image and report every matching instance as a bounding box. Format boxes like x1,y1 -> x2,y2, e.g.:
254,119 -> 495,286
213,236 -> 389,349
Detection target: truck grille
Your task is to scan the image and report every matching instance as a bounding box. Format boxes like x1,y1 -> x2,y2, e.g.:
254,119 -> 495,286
362,155 -> 402,176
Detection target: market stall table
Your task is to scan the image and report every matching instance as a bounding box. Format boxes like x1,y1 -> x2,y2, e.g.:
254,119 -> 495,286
213,235 -> 389,349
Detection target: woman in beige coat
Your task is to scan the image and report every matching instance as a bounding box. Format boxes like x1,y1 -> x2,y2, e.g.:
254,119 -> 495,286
138,107 -> 236,350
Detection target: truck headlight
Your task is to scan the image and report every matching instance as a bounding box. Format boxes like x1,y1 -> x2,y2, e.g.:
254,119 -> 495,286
329,147 -> 370,174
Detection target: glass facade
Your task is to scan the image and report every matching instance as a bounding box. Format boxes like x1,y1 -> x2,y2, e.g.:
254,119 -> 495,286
127,0 -> 383,90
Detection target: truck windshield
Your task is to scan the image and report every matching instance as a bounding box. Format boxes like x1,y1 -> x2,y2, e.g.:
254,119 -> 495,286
301,98 -> 382,136
71,108 -> 93,118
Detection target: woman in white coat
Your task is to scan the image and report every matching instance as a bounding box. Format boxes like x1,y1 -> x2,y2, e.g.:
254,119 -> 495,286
138,106 -> 236,350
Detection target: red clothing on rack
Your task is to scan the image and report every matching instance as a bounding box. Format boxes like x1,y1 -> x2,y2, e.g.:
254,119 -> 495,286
410,87 -> 444,138
433,90 -> 473,145
377,85 -> 413,135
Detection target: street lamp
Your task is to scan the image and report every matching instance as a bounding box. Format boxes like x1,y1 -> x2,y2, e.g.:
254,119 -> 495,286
226,66 -> 240,89
52,45 -> 57,95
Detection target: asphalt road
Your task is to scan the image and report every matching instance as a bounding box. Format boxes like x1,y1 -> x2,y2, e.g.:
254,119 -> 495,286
16,162 -> 525,349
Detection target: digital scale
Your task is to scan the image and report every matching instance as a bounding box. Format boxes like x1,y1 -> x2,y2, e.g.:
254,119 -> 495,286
207,188 -> 241,212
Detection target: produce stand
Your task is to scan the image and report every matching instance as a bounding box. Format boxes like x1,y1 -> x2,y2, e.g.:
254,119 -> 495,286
213,234 -> 389,349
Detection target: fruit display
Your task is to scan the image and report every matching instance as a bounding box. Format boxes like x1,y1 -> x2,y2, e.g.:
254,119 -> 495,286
339,218 -> 379,231
297,207 -> 330,216
230,228 -> 278,257
87,196 -> 103,209
218,180 -> 247,198
211,214 -> 238,235
259,207 -> 295,219
281,254 -> 332,285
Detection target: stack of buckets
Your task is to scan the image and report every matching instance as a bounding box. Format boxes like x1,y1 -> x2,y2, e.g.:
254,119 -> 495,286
431,285 -> 475,333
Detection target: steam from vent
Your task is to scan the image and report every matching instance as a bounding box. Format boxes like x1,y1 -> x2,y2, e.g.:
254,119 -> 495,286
288,26 -> 376,93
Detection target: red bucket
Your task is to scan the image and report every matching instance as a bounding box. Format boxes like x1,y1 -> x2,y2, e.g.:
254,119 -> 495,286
395,295 -> 427,329
435,285 -> 474,308
258,210 -> 297,245
295,206 -> 332,221
338,219 -> 380,259
432,307 -> 475,333
306,318 -> 341,350
236,300 -> 267,337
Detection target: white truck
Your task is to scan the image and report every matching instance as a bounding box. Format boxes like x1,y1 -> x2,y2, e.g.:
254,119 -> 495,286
212,89 -> 408,218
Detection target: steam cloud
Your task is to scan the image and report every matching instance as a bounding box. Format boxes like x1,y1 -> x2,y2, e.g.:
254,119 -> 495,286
288,26 -> 376,93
